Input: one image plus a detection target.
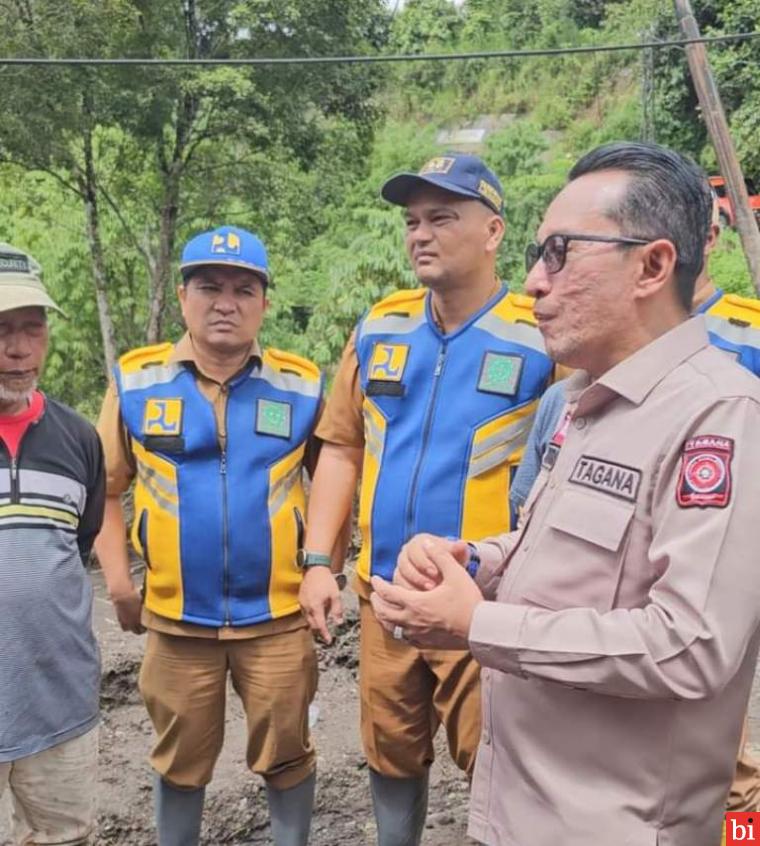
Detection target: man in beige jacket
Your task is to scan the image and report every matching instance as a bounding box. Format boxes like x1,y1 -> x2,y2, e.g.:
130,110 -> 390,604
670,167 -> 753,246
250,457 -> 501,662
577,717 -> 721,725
371,141 -> 760,846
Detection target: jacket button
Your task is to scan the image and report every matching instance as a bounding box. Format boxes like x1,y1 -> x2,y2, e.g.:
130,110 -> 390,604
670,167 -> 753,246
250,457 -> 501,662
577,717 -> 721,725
482,730 -> 491,745
574,416 -> 586,429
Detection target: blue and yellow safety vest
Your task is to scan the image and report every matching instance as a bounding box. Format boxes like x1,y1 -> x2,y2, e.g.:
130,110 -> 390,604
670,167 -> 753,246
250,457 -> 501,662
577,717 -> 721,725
355,286 -> 553,583
114,343 -> 322,627
696,289 -> 760,376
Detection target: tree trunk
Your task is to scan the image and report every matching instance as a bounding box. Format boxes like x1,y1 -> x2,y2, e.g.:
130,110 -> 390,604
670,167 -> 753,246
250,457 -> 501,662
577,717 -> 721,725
145,170 -> 181,344
144,0 -> 200,344
80,122 -> 117,377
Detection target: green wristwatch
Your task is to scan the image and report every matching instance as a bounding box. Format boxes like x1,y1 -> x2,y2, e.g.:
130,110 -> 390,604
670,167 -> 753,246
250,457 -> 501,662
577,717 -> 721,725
296,550 -> 332,569
296,550 -> 347,591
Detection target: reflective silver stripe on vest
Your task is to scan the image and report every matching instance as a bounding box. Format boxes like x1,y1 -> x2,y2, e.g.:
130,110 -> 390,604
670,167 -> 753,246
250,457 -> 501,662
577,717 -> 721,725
364,409 -> 385,462
268,463 -> 302,518
704,314 -> 760,349
468,419 -> 531,478
359,312 -> 426,342
120,363 -> 183,393
136,463 -> 179,518
256,363 -> 321,398
474,314 -> 546,354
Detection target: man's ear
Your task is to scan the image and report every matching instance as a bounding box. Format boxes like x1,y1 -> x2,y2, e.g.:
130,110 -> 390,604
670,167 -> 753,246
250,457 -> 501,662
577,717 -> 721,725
633,239 -> 677,301
486,214 -> 506,253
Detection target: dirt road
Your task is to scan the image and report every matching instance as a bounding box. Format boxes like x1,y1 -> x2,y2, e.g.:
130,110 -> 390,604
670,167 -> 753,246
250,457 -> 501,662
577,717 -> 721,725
2,567 -> 471,846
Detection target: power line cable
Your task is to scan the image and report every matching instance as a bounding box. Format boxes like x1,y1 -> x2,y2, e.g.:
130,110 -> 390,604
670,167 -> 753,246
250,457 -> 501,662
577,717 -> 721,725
1,31 -> 759,67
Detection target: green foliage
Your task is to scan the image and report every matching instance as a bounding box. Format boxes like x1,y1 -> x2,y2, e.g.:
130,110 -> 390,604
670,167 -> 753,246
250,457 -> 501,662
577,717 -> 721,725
2,0 -> 760,415
485,122 -> 549,180
709,228 -> 756,297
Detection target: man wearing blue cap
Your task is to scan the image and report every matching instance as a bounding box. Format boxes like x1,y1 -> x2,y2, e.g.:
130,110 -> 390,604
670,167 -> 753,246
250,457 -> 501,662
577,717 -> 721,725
299,154 -> 554,844
95,226 -> 327,846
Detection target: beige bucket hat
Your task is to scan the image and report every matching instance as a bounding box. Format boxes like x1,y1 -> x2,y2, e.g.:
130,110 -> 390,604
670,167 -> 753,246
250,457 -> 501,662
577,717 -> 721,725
0,243 -> 64,315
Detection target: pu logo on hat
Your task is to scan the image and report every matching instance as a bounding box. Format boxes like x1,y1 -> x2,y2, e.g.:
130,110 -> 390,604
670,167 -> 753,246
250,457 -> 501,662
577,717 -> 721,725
419,157 -> 455,176
211,231 -> 241,256
478,179 -> 502,210
0,253 -> 30,274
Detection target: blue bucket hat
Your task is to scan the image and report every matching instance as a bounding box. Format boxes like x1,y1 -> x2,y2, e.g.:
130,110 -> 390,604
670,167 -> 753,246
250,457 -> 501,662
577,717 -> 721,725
179,226 -> 271,286
381,153 -> 504,215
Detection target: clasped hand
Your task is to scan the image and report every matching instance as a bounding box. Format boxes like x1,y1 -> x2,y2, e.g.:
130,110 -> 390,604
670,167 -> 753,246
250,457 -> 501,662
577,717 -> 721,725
370,533 -> 483,650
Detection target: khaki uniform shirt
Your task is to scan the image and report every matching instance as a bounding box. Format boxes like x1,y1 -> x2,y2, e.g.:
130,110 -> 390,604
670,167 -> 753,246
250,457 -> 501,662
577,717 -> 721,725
467,317 -> 760,846
97,332 -> 306,640
315,329 -> 364,448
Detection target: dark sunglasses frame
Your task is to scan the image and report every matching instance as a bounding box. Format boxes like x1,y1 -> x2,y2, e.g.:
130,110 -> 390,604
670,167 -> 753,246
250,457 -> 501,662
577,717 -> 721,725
525,233 -> 651,274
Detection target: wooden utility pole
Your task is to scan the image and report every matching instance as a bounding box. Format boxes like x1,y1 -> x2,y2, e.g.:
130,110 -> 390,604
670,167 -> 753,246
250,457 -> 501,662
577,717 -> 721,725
673,0 -> 760,294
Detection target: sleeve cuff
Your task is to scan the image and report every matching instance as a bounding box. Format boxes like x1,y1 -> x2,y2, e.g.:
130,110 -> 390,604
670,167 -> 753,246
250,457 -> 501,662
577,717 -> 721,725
468,600 -> 528,675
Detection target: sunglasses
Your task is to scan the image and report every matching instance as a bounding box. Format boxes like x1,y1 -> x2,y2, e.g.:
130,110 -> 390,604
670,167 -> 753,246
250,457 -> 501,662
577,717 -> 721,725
525,233 -> 651,274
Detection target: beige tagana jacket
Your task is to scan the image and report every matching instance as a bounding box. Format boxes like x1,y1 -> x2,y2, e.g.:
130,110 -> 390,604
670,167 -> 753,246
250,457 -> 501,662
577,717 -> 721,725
467,316 -> 760,846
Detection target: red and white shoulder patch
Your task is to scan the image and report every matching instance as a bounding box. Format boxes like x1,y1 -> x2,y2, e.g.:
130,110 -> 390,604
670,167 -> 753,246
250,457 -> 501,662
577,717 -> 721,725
676,435 -> 734,509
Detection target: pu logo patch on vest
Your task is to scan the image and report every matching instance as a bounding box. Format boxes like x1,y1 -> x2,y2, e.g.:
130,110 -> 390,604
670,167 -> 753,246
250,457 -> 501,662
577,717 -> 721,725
570,455 -> 641,502
677,434 -> 733,509
256,398 -> 292,439
211,231 -> 241,255
143,398 -> 183,436
367,343 -> 409,397
369,343 -> 409,381
477,352 -> 523,397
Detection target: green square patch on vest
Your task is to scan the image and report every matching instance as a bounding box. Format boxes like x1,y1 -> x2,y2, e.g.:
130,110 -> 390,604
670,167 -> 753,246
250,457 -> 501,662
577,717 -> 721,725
256,399 -> 292,439
143,398 -> 183,436
477,352 -> 523,396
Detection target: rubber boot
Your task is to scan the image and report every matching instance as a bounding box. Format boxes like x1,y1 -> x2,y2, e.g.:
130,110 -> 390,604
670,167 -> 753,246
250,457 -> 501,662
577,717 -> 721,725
266,770 -> 316,846
369,769 -> 429,846
154,774 -> 205,846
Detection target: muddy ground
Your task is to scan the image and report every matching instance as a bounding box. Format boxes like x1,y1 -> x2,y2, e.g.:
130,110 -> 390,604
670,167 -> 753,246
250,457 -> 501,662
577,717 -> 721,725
3,562 -> 760,846
1,563 -> 472,846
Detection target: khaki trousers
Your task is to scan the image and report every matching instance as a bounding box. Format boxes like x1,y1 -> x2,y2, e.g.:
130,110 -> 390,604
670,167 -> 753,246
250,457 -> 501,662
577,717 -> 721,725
359,597 -> 481,778
139,625 -> 317,790
727,719 -> 760,812
0,726 -> 98,845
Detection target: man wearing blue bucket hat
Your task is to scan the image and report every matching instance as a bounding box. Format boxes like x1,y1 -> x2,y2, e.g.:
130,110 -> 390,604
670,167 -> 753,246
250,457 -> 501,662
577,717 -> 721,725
95,226 -> 326,846
299,154 -> 554,844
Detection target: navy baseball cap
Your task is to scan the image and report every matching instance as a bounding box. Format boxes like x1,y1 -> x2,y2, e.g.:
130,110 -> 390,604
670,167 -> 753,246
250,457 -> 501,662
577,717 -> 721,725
381,153 -> 504,215
179,226 -> 271,285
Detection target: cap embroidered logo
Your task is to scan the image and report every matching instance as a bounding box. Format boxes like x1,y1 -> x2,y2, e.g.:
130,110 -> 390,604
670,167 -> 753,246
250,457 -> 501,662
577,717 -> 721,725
478,179 -> 502,211
419,157 -> 455,176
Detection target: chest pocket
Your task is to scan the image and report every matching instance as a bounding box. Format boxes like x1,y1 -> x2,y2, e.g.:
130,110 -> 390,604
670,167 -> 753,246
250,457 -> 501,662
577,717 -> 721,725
514,486 -> 635,613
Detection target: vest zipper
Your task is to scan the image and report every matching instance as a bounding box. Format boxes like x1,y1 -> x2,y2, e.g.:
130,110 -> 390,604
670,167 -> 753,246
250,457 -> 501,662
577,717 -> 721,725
221,448 -> 230,625
405,343 -> 448,540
